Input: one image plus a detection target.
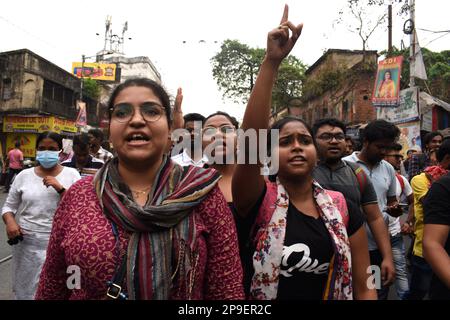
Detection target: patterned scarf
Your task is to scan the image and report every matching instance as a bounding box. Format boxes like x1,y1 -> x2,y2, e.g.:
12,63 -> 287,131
423,165 -> 449,183
94,155 -> 221,299
250,179 -> 353,300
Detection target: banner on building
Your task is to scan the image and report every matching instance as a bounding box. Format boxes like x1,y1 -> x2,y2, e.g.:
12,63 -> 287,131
3,116 -> 78,134
3,116 -> 53,133
397,121 -> 422,157
76,101 -> 87,127
372,56 -> 403,108
421,110 -> 433,132
6,133 -> 37,158
376,87 -> 420,124
53,117 -> 78,134
72,62 -> 116,81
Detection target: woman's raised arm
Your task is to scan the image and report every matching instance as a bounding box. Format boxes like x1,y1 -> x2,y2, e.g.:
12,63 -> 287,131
232,5 -> 303,216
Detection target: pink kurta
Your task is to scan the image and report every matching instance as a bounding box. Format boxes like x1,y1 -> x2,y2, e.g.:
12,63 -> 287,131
35,176 -> 244,300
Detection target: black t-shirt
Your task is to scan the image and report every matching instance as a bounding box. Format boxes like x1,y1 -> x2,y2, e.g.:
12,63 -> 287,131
277,202 -> 364,300
423,173 -> 450,300
234,185 -> 365,299
231,189 -> 266,298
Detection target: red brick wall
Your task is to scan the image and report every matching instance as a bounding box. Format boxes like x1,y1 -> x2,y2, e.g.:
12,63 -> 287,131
299,72 -> 377,126
351,73 -> 376,124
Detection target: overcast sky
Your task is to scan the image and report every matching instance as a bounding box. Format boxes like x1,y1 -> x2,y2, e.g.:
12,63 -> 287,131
1,0 -> 448,122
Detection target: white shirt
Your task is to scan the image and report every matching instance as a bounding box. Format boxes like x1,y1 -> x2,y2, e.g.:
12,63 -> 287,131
171,149 -> 208,167
2,167 -> 81,233
343,152 -> 398,249
388,174 -> 413,237
92,146 -> 114,163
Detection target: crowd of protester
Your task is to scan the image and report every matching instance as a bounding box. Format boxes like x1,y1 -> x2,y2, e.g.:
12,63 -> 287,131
1,5 -> 449,300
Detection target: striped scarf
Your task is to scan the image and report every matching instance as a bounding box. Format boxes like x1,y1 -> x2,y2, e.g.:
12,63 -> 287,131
94,156 -> 221,299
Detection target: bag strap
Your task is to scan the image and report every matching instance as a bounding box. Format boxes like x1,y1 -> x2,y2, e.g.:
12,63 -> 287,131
106,222 -> 128,300
344,160 -> 367,195
395,173 -> 405,194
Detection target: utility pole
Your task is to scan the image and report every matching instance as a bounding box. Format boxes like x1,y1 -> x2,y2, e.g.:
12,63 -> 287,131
388,4 -> 393,56
80,54 -> 85,101
409,0 -> 416,88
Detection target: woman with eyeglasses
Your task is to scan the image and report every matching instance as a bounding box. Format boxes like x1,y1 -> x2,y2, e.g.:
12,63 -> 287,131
232,5 -> 376,300
202,111 -> 239,203
201,112 -> 256,284
1,131 -> 80,299
36,78 -> 244,300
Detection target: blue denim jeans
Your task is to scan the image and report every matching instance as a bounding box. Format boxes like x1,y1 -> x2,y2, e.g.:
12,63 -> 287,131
369,234 -> 410,300
406,255 -> 432,300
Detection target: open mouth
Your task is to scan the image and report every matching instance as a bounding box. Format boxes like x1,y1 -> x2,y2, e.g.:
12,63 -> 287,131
289,155 -> 306,163
126,133 -> 150,142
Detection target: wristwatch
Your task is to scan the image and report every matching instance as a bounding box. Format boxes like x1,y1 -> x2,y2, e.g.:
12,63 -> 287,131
57,187 -> 66,194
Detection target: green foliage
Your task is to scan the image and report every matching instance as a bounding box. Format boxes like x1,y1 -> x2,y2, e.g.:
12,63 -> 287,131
211,39 -> 307,109
381,47 -> 450,102
83,78 -> 100,100
272,56 -> 307,111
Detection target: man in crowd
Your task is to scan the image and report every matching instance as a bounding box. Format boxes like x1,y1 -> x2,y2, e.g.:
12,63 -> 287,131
343,119 -> 408,300
383,142 -> 417,299
4,142 -> 24,193
412,138 -> 450,299
171,113 -> 208,167
423,139 -> 450,300
88,128 -> 114,163
312,118 -> 396,289
62,133 -> 104,177
408,131 -> 443,180
401,146 -> 420,179
344,135 -> 355,156
383,142 -> 415,233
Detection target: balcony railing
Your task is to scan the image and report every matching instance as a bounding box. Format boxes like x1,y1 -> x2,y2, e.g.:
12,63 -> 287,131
42,98 -> 77,119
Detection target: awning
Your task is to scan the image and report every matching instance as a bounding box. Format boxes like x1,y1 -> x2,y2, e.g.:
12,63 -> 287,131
419,91 -> 450,114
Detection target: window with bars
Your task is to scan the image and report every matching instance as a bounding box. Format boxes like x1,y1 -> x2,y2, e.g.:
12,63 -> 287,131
2,78 -> 12,100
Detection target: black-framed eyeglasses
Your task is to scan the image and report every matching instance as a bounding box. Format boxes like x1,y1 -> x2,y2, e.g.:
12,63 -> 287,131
110,102 -> 165,123
202,125 -> 236,139
316,133 -> 346,142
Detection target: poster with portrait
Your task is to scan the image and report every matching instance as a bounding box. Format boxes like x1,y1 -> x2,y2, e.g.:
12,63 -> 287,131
76,101 -> 87,127
376,87 -> 420,123
397,121 -> 422,157
372,56 -> 403,107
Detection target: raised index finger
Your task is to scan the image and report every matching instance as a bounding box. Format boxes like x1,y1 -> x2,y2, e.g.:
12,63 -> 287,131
280,4 -> 289,24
